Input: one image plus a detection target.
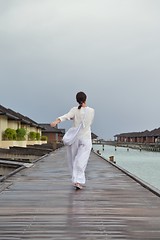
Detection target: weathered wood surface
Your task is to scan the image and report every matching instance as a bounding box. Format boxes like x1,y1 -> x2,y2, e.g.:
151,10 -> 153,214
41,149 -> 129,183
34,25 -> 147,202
0,147 -> 160,239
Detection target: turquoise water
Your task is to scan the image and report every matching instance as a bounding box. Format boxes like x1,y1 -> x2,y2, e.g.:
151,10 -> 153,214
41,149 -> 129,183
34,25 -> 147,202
93,144 -> 160,190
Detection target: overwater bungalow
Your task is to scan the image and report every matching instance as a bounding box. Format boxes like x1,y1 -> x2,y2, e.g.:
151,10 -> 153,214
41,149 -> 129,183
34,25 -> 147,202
114,128 -> 160,144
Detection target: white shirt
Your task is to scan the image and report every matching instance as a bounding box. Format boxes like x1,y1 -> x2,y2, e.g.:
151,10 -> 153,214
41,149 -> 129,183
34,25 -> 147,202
59,106 -> 95,139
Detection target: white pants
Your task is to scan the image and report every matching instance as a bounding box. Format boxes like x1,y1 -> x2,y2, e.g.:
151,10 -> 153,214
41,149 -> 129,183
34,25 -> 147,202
67,137 -> 92,185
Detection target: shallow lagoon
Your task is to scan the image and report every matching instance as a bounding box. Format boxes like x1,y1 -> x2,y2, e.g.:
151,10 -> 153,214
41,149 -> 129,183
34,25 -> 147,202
93,144 -> 160,190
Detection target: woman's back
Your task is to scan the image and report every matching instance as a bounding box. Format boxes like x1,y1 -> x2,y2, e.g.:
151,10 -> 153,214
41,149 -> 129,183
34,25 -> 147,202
72,106 -> 94,139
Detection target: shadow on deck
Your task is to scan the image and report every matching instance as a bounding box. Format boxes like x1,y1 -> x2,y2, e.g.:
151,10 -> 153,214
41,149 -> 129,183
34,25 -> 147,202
0,147 -> 160,239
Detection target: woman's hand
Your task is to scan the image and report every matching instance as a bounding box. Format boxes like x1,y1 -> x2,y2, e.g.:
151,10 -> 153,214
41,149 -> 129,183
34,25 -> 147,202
50,118 -> 61,127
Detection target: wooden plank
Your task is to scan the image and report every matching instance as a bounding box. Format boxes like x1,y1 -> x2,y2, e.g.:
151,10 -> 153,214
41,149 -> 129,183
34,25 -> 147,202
0,147 -> 160,239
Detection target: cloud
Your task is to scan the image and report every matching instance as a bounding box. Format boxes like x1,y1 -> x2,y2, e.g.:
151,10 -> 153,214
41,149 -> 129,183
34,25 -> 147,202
1,0 -> 160,139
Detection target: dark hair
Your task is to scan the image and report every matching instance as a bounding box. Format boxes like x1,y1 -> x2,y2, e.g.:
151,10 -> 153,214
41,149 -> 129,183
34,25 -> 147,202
76,91 -> 87,109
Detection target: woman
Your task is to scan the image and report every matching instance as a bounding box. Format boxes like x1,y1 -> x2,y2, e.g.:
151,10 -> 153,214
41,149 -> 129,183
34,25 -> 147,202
50,91 -> 95,190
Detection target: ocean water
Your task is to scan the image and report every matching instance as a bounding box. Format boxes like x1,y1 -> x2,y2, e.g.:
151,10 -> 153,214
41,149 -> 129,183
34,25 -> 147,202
93,144 -> 160,190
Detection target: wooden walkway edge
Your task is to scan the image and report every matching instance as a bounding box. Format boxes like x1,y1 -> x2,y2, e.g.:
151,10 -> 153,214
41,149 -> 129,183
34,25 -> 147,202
95,151 -> 160,198
0,147 -> 160,239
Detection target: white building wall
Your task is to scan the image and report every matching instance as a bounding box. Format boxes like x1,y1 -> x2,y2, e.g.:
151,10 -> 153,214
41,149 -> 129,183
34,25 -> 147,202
8,120 -> 19,130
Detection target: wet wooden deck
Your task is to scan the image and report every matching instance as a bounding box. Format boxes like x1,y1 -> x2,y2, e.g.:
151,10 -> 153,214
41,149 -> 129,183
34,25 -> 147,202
0,147 -> 160,239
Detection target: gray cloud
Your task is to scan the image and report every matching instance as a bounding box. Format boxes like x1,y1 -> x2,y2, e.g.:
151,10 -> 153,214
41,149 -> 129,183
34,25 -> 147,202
1,0 -> 160,139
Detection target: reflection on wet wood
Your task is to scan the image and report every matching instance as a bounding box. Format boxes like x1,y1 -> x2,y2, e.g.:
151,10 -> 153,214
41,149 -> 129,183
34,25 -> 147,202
0,147 -> 160,239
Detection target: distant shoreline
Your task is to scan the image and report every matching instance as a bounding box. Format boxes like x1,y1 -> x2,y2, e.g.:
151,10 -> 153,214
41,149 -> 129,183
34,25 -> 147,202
93,141 -> 160,152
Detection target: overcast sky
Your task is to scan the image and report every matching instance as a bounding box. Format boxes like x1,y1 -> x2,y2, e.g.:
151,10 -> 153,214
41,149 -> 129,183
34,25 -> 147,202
1,0 -> 160,140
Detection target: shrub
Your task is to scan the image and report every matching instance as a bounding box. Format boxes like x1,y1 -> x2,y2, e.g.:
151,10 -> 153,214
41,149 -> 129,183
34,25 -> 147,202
36,132 -> 41,140
16,128 -> 26,140
28,131 -> 37,140
3,128 -> 17,140
41,135 -> 48,141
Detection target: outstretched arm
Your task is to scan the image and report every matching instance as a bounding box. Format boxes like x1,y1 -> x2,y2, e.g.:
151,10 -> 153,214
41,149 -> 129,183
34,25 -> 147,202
50,108 -> 75,127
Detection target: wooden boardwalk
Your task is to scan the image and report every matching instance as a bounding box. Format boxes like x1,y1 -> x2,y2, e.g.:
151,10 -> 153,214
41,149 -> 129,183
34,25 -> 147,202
0,147 -> 160,240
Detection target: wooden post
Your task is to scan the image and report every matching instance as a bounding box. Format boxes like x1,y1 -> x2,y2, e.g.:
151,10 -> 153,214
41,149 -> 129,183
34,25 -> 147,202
109,156 -> 116,163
